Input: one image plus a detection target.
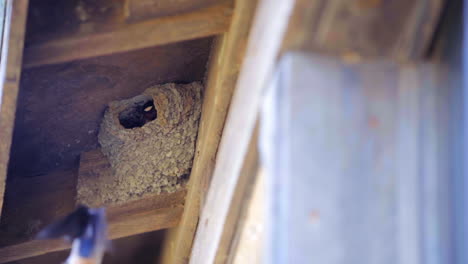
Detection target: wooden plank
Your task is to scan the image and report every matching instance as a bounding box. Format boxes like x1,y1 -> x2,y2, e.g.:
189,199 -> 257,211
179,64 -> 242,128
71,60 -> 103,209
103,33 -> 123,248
0,190 -> 185,263
11,38 -> 211,177
214,125 -> 259,264
125,0 -> 220,22
282,0 -> 446,61
0,169 -> 78,247
260,51 -> 455,264
0,150 -> 186,263
23,1 -> 232,68
159,0 -> 259,263
189,0 -> 295,262
451,1 -> 467,263
0,0 -> 28,218
0,0 -> 6,60
229,168 -> 264,264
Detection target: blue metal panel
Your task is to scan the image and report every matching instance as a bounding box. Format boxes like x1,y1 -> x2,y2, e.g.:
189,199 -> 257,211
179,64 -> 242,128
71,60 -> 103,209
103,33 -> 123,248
261,51 -> 458,264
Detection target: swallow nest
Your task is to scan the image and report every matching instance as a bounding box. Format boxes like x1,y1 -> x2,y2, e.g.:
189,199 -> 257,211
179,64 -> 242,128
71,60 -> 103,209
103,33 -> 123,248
77,82 -> 202,206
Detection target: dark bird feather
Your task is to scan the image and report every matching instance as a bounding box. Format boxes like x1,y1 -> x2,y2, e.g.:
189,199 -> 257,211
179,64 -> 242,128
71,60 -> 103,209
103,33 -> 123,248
36,205 -> 90,241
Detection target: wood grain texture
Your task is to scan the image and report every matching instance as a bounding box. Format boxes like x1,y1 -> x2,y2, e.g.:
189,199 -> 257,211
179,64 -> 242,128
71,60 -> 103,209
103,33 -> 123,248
0,169 -> 77,247
0,191 -> 184,263
0,0 -> 28,218
189,0 -> 295,262
8,231 -> 166,264
125,0 -> 220,22
159,0 -> 259,263
260,52 -> 455,264
0,150 -> 186,263
214,125 -> 259,264
9,38 -> 212,178
436,1 -> 466,263
0,1 -> 6,59
229,168 -> 264,264
282,0 -> 446,61
23,1 -> 232,68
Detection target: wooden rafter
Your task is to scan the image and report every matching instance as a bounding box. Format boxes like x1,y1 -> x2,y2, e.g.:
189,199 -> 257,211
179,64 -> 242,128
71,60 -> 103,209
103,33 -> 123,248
0,150 -> 186,263
188,0 -> 295,262
183,0 -> 448,261
23,1 -> 233,68
214,125 -> 260,263
159,0 -> 259,263
282,0 -> 446,60
0,190 -> 185,263
125,0 -> 220,22
0,0 -> 29,218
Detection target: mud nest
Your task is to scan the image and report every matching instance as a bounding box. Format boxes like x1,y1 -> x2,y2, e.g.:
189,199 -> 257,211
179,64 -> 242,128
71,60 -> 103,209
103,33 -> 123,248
77,82 -> 202,206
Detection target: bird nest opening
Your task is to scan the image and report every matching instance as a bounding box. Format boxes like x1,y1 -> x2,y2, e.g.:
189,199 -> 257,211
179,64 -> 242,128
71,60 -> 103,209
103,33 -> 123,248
118,99 -> 157,129
77,82 -> 203,207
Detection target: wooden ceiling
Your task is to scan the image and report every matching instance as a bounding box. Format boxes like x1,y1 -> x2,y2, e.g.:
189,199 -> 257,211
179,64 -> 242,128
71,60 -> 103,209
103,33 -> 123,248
6,0 -> 228,179
9,38 -> 213,179
0,0 -> 232,263
23,0 -> 229,68
0,0 -> 448,263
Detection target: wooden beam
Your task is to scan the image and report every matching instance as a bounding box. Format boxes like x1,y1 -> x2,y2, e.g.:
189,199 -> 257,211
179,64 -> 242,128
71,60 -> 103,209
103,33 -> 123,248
0,190 -> 185,263
229,168 -> 264,264
159,0 -> 259,263
214,125 -> 259,264
0,0 -> 28,218
189,0 -> 294,262
282,0 -> 446,61
23,1 -> 232,68
0,169 -> 78,247
125,0 -> 220,22
0,150 -> 186,263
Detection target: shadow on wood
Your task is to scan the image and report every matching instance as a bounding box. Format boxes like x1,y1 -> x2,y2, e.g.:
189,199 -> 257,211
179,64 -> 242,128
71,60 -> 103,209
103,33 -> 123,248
0,150 -> 186,263
23,1 -> 232,68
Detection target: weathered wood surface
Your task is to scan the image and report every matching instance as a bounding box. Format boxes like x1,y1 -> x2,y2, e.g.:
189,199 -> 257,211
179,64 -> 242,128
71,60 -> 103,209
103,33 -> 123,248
229,168 -> 264,264
125,0 -> 220,22
78,149 -> 186,240
9,38 -> 212,179
0,169 -> 78,248
159,0 -> 259,263
435,0 -> 464,263
214,126 -> 259,264
1,231 -> 166,264
0,0 -> 29,218
0,150 -> 186,263
0,0 -> 6,59
283,0 -> 446,61
0,192 -> 184,263
189,0 -> 295,262
23,1 -> 232,68
260,52 -> 454,264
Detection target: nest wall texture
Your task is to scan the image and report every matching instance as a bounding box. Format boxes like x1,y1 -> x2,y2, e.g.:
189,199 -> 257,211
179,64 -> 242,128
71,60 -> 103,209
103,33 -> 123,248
77,82 -> 202,206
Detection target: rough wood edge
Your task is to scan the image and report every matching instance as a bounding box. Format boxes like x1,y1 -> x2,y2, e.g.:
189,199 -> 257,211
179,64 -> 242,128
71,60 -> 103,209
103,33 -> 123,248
23,1 -> 233,68
0,149 -> 187,263
227,167 -> 264,264
189,0 -> 294,262
0,0 -> 29,219
214,124 -> 259,264
159,0 -> 259,263
0,190 -> 186,263
394,0 -> 446,60
124,0 -> 220,22
281,0 -> 446,61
